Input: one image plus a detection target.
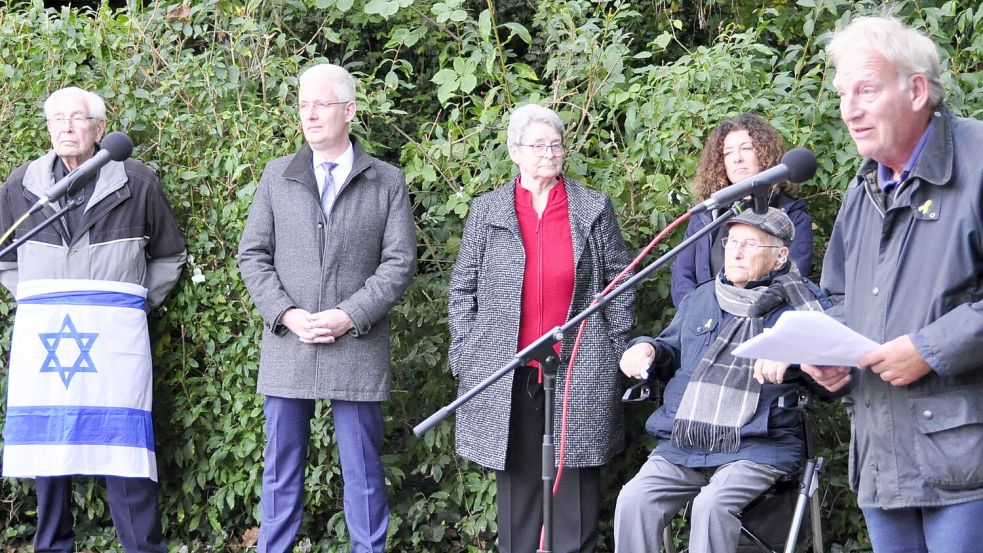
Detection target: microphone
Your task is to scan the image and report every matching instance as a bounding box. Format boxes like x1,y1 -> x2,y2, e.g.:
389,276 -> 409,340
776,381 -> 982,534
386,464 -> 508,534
29,132 -> 134,214
690,147 -> 817,215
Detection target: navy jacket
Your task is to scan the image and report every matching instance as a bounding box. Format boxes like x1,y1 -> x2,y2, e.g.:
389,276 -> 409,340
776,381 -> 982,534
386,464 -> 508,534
670,192 -> 813,307
632,269 -> 830,473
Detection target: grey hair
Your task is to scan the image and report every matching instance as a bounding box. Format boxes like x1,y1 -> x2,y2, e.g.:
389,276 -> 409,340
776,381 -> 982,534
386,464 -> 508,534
826,15 -> 945,106
299,64 -> 356,102
44,87 -> 107,120
507,104 -> 564,147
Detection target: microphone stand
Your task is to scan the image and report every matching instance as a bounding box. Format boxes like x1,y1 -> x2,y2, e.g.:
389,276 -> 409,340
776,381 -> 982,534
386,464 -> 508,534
414,202 -> 748,552
0,196 -> 85,259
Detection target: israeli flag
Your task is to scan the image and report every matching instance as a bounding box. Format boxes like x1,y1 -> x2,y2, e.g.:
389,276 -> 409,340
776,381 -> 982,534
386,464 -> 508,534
3,279 -> 157,481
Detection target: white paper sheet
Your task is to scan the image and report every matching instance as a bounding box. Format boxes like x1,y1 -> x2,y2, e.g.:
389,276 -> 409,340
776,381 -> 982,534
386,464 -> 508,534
731,311 -> 879,367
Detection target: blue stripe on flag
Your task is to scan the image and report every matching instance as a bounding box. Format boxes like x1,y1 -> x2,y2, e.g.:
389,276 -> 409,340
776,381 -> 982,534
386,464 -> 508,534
18,290 -> 146,310
4,406 -> 155,451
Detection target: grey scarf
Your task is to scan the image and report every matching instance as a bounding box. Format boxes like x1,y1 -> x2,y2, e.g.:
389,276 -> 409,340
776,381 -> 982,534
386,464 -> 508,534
671,265 -> 823,453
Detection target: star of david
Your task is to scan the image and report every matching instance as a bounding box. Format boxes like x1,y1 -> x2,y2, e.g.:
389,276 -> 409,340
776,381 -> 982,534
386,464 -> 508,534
39,314 -> 99,389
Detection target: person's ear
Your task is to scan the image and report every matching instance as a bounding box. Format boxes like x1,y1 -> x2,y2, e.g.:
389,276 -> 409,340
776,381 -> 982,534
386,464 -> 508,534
909,74 -> 931,111
775,246 -> 790,268
508,144 -> 521,165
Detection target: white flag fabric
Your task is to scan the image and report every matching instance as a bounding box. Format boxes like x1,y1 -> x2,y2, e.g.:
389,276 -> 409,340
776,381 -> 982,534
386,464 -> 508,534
3,279 -> 158,481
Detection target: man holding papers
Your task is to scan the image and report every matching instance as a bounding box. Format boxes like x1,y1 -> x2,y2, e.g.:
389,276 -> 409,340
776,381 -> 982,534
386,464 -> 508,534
613,208 -> 830,553
805,16 -> 983,552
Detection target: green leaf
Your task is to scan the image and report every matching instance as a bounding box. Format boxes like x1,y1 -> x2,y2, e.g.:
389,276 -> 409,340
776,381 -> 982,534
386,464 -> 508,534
502,22 -> 531,45
431,68 -> 457,86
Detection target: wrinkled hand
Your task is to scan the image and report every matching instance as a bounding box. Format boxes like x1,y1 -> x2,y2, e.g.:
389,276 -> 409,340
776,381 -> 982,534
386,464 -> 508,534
858,334 -> 933,387
801,364 -> 852,392
620,343 -> 655,379
753,359 -> 790,384
309,308 -> 354,339
281,308 -> 335,344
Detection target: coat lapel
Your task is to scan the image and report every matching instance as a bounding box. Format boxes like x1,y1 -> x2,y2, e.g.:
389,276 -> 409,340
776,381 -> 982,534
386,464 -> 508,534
282,143 -> 319,202
483,177 -> 521,236
564,177 -> 604,273
340,137 -> 374,195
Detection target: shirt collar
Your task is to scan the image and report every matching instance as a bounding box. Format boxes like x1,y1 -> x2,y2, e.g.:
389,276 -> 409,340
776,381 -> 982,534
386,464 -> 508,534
877,120 -> 934,191
311,141 -> 354,172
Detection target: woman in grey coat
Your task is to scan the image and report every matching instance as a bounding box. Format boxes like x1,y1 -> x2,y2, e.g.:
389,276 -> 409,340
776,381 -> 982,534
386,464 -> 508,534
448,104 -> 636,553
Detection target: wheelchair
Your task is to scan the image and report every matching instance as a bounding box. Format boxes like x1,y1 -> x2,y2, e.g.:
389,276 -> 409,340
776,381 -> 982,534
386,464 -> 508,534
623,380 -> 826,553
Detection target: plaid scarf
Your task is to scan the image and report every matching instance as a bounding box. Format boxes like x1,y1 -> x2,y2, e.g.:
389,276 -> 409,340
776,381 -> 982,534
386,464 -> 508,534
671,265 -> 823,453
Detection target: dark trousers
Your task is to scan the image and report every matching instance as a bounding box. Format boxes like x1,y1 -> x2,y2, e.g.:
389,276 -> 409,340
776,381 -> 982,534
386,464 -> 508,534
34,475 -> 165,553
258,396 -> 389,553
496,366 -> 601,553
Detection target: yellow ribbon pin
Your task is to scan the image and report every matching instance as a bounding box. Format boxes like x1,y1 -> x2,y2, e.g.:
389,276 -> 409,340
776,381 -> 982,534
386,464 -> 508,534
917,199 -> 933,215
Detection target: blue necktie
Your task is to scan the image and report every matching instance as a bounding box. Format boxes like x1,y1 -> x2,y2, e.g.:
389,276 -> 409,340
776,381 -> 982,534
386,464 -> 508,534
320,161 -> 338,217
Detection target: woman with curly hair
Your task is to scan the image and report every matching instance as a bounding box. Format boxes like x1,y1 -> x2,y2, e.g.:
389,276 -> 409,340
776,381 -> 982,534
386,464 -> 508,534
670,113 -> 814,306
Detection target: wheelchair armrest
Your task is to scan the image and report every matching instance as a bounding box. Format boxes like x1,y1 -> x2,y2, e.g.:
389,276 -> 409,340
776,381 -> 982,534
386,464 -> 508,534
622,381 -> 651,403
777,387 -> 803,409
622,379 -> 665,404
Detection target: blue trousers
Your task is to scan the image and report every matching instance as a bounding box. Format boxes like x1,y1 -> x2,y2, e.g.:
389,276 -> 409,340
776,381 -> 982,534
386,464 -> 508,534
258,396 -> 389,553
863,498 -> 983,553
33,475 -> 166,553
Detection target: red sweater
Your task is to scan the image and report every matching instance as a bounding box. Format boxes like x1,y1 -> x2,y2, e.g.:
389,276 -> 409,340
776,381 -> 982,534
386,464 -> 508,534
514,178 -> 575,368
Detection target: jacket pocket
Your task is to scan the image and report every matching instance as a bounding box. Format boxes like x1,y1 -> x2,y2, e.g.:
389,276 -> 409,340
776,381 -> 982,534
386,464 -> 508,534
910,391 -> 983,490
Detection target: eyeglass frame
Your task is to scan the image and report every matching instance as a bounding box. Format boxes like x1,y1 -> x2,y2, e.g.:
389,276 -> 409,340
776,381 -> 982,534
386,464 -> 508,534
46,115 -> 97,126
721,237 -> 783,253
298,100 -> 353,113
516,142 -> 566,157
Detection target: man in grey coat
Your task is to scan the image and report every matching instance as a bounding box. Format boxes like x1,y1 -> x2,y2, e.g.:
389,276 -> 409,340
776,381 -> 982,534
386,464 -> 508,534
238,64 -> 416,553
804,16 -> 983,552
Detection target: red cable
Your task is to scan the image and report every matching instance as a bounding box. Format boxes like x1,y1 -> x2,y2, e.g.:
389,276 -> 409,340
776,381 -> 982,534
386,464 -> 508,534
540,208 -> 692,550
554,210 -> 691,492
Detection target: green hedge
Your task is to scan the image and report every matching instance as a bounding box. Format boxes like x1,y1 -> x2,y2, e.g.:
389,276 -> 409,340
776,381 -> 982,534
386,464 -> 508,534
0,0 -> 980,551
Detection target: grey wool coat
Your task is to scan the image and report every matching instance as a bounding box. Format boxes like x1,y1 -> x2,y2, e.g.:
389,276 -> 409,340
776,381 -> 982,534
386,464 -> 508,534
448,177 -> 636,470
238,139 -> 417,401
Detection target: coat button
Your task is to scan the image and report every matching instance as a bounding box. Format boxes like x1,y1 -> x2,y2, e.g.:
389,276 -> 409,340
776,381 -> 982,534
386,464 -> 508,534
872,287 -> 879,295
922,410 -> 933,419
865,399 -> 871,408
870,462 -> 878,471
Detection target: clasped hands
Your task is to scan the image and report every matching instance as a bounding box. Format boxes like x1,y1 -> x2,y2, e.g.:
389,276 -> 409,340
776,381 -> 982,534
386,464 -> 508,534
282,307 -> 354,344
618,342 -> 792,385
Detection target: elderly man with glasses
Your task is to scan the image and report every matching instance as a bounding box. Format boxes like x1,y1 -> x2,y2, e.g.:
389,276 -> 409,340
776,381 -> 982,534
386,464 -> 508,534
0,86 -> 186,552
614,207 -> 830,553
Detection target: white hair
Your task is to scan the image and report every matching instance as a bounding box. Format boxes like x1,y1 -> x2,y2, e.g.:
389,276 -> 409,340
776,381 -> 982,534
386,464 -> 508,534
826,15 -> 945,106
507,104 -> 564,147
299,64 -> 356,102
44,86 -> 107,120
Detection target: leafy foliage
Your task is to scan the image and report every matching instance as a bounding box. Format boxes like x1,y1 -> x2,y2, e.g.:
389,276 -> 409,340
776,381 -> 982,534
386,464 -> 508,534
1,0 -> 981,550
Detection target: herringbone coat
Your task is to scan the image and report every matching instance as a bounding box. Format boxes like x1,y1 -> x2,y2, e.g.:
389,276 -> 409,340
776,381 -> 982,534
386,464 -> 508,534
448,176 -> 636,470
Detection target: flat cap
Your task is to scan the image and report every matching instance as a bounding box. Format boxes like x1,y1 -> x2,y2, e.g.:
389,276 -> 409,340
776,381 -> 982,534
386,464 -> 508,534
727,207 -> 794,245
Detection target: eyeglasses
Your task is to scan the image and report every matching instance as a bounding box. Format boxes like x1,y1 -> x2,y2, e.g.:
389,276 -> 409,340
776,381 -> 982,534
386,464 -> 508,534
299,100 -> 352,113
46,116 -> 96,126
518,143 -> 566,157
721,237 -> 782,253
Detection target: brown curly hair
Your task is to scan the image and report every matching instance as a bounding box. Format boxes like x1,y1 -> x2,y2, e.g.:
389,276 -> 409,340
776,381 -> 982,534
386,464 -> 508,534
690,113 -> 799,201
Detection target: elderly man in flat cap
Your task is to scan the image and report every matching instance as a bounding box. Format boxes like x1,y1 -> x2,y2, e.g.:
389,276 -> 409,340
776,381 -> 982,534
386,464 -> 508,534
614,208 -> 830,553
